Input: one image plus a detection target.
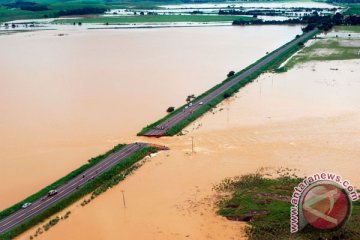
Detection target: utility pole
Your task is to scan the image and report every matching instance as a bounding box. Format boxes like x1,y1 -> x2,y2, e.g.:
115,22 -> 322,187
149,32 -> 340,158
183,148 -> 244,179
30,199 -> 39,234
121,190 -> 126,208
191,136 -> 194,154
227,107 -> 229,124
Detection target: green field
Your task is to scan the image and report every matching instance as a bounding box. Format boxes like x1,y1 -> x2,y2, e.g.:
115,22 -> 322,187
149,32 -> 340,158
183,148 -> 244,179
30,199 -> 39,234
284,28 -> 360,69
0,0 -> 112,22
216,171 -> 360,240
52,15 -> 254,24
344,4 -> 360,15
336,25 -> 360,33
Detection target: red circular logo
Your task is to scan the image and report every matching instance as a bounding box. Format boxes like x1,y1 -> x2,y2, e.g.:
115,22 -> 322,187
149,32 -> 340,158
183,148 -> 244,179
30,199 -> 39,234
301,183 -> 351,230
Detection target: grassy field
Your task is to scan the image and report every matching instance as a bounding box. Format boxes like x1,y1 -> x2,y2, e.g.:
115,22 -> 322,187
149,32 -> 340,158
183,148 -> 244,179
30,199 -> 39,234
336,25 -> 360,33
0,0 -> 111,22
344,4 -> 360,15
284,28 -> 360,69
52,15 -> 254,24
215,172 -> 360,240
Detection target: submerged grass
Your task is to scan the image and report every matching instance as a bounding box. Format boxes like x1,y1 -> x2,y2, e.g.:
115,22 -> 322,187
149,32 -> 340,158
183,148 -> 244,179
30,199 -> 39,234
0,146 -> 157,240
215,172 -> 360,240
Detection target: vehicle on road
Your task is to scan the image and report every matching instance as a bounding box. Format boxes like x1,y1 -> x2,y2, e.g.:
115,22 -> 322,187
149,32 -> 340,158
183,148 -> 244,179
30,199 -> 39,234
185,106 -> 189,109
189,103 -> 193,107
48,190 -> 58,197
22,203 -> 32,209
199,102 -> 203,105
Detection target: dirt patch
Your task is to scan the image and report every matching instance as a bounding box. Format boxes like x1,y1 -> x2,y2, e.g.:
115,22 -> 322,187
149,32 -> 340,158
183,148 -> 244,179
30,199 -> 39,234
338,39 -> 360,47
226,210 -> 270,222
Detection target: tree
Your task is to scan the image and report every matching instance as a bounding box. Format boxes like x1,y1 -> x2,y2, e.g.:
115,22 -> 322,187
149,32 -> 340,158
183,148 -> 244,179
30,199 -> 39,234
227,71 -> 235,78
167,107 -> 175,113
224,92 -> 231,98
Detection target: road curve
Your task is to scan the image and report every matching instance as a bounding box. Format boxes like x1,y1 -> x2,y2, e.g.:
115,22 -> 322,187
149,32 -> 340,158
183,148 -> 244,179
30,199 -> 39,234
142,30 -> 318,136
0,142 -> 147,234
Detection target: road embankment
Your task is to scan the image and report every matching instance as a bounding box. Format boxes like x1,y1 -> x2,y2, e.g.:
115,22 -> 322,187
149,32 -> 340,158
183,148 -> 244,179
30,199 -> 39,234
0,143 -> 159,239
138,29 -> 319,137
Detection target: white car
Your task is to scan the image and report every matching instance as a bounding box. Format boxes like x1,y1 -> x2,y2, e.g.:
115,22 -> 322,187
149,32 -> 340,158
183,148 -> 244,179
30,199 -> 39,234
48,190 -> 58,197
199,102 -> 203,105
22,202 -> 32,209
189,103 -> 193,107
185,106 -> 189,109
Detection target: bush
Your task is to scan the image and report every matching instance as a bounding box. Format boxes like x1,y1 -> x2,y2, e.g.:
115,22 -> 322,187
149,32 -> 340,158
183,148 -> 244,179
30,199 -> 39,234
227,71 -> 235,77
166,106 -> 175,113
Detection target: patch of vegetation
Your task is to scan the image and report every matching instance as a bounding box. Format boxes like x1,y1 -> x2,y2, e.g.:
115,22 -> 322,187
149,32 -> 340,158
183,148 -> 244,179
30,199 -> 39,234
233,11 -> 360,32
0,146 -> 157,240
52,15 -> 254,24
0,144 -> 126,222
284,37 -> 360,69
215,171 -> 360,240
336,25 -> 360,33
167,106 -> 175,113
343,4 -> 360,15
0,0 -> 112,22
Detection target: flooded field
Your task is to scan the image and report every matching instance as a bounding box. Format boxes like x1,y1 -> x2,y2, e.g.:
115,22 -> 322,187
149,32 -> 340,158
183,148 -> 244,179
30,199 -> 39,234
0,25 -> 302,210
160,2 -> 336,9
20,57 -> 360,240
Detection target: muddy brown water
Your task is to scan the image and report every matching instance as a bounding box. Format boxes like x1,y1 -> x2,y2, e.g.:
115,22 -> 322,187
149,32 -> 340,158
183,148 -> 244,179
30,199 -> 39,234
0,25 -> 301,209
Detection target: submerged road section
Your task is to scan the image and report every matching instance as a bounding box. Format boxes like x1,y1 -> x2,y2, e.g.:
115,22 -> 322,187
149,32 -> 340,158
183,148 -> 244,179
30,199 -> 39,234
0,143 -> 147,234
142,30 -> 318,136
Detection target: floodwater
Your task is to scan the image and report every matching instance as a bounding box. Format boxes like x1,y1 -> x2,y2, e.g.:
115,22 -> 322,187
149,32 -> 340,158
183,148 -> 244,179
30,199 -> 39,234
22,58 -> 360,240
0,25 -> 302,210
160,2 -> 337,9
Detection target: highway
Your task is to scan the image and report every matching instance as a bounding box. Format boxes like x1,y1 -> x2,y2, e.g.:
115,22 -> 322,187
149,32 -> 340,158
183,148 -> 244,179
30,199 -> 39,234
142,30 -> 318,136
0,143 -> 147,234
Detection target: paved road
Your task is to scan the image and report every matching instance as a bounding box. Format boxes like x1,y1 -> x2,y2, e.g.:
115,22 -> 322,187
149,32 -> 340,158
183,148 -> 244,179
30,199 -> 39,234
143,30 -> 317,136
0,143 -> 147,234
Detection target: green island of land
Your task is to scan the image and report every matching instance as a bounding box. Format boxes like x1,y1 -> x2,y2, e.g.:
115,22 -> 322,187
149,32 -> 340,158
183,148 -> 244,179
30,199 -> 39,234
215,171 -> 360,240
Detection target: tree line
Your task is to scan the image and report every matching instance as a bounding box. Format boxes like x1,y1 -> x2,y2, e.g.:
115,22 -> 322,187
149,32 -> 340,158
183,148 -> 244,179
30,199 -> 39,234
233,12 -> 360,32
